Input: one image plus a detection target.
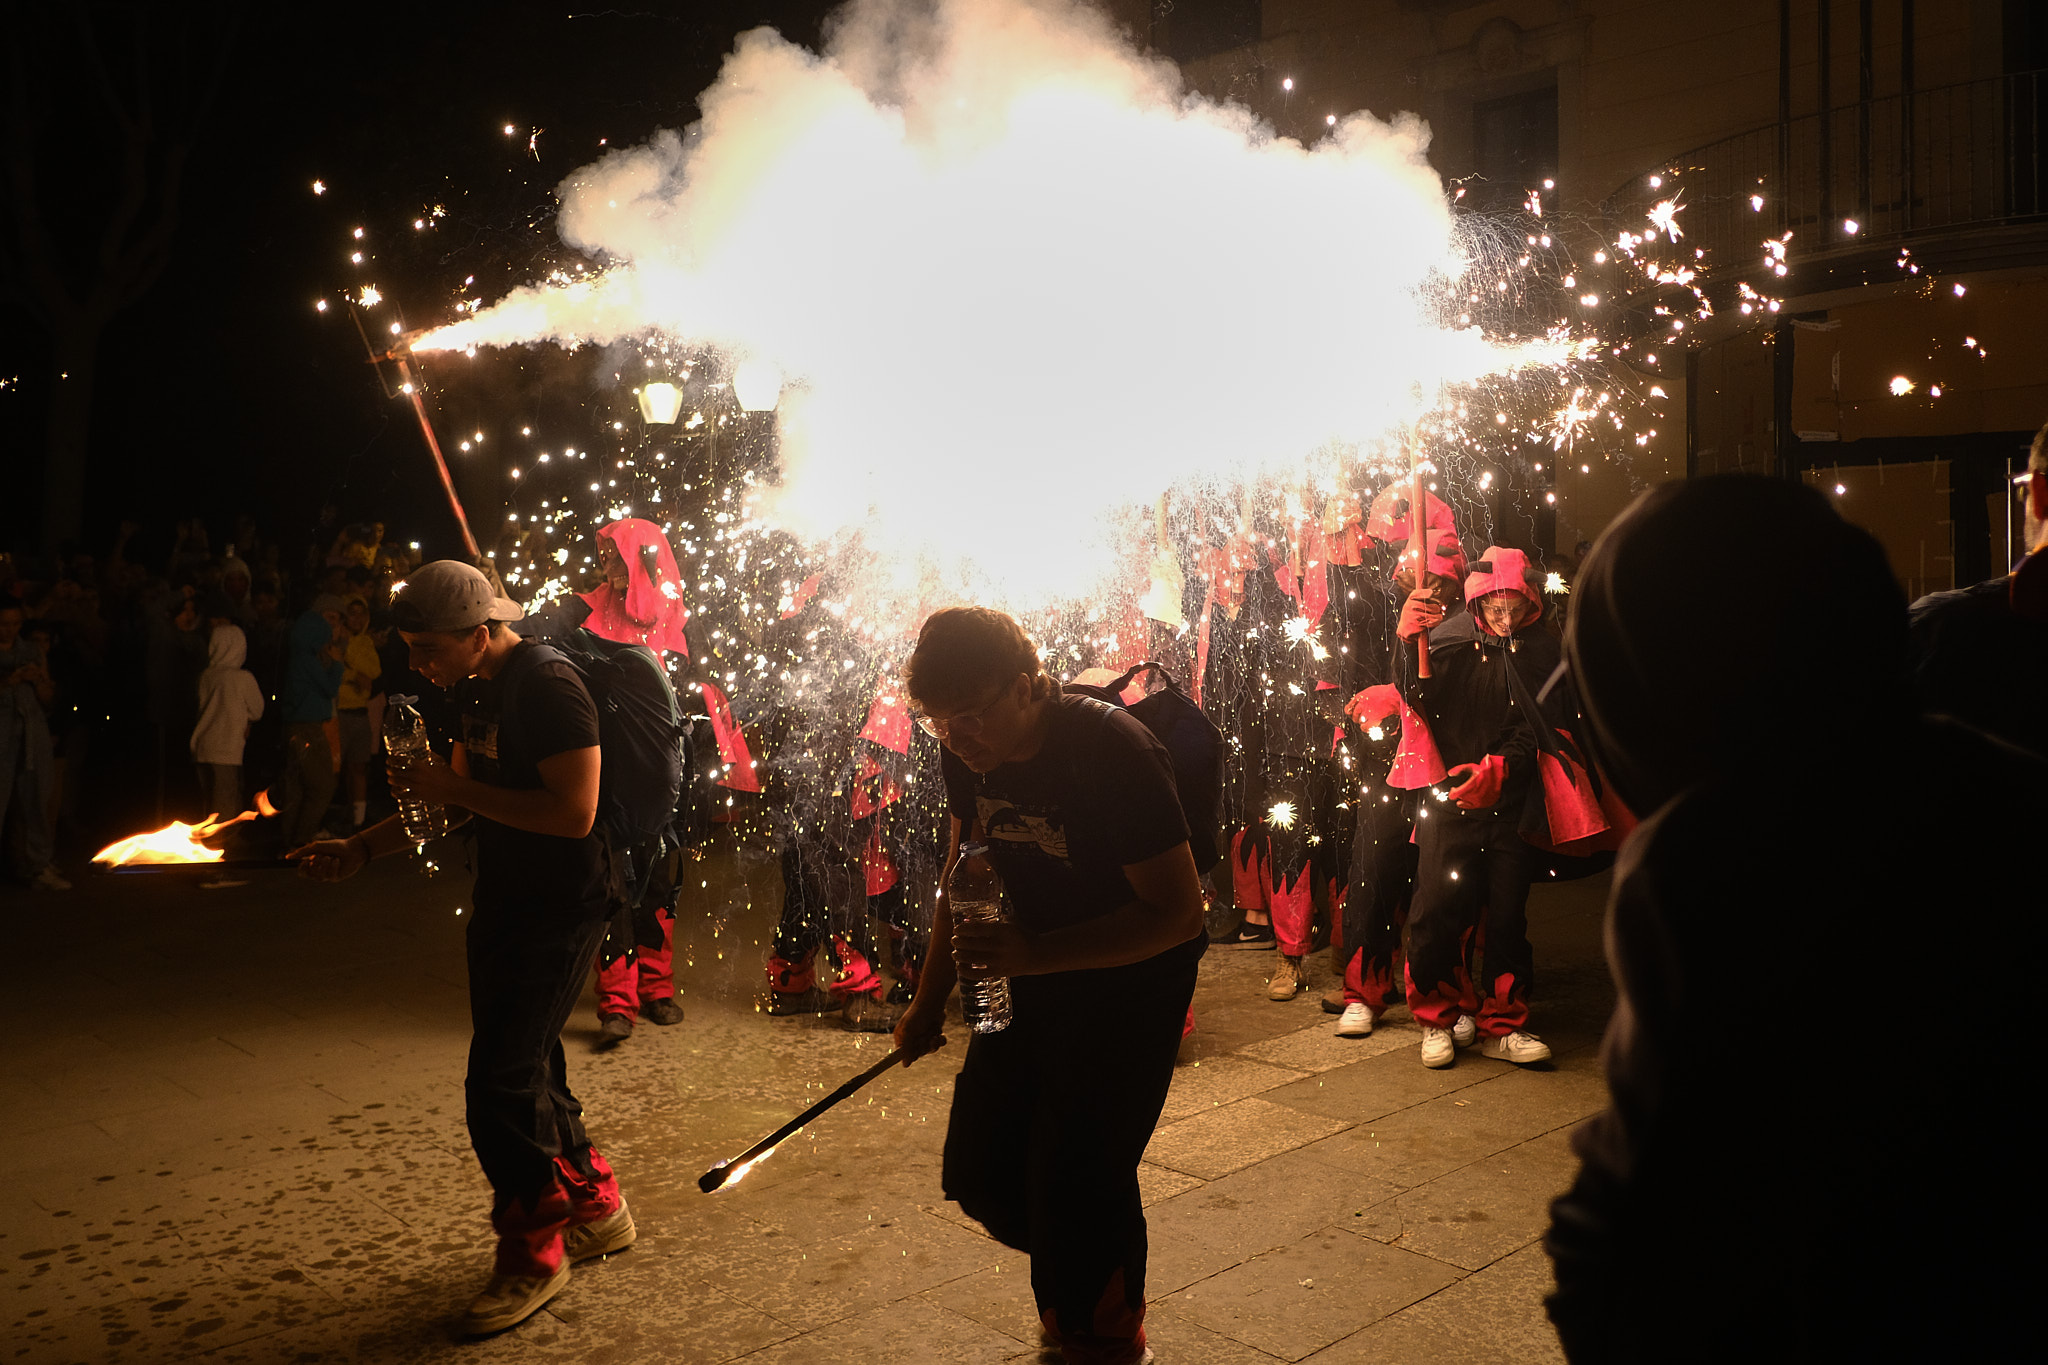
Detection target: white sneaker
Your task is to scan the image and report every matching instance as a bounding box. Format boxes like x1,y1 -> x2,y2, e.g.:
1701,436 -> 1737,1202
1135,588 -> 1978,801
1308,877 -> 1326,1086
1451,1015 -> 1477,1048
1335,1003 -> 1374,1038
455,1264 -> 570,1335
562,1201 -> 636,1262
30,867 -> 71,892
1479,1030 -> 1552,1065
1420,1026 -> 1455,1069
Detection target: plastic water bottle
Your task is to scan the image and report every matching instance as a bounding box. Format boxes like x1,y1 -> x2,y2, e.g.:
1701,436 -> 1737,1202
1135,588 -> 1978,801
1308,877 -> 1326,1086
948,842 -> 1013,1034
383,695 -> 445,844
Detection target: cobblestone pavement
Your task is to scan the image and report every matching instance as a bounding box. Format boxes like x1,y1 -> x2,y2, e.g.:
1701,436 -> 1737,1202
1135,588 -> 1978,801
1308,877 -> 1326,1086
2,835 -> 1614,1364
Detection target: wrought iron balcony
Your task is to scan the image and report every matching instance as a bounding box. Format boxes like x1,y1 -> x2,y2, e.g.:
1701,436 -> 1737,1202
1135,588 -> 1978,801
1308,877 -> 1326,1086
1605,69 -> 2046,294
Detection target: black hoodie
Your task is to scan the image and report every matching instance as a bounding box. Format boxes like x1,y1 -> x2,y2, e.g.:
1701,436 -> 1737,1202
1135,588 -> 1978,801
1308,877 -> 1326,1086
1544,476 -> 2041,1363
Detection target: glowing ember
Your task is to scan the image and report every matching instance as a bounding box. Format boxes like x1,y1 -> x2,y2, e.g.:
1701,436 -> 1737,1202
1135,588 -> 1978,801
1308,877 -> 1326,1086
93,820 -> 226,867
715,1140 -> 788,1191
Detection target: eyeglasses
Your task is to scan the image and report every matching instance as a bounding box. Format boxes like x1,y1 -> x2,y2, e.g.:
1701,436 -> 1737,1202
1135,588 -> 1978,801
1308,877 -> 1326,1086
914,688 -> 1010,740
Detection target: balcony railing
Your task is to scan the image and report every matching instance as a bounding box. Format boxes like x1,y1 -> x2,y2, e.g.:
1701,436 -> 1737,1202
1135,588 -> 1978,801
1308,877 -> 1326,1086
1605,69 -> 2044,286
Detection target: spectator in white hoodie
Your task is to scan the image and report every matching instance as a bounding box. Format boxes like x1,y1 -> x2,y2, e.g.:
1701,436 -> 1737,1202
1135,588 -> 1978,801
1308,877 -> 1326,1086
191,623 -> 266,820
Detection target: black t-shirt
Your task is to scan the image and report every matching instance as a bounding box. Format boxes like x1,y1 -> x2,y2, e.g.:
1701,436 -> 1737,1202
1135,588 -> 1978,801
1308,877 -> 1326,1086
458,641 -> 606,913
941,695 -> 1191,938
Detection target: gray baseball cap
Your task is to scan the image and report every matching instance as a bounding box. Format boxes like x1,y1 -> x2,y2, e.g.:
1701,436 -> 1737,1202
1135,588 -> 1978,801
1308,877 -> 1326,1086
390,561 -> 524,633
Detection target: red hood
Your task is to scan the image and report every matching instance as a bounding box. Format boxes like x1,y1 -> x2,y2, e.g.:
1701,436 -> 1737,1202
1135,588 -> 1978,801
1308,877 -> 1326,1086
1364,485 -> 1455,544
579,517 -> 690,657
1464,547 -> 1543,636
1400,529 -> 1467,587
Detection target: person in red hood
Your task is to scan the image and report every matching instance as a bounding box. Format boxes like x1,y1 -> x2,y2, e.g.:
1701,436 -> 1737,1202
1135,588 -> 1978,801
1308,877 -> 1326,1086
1327,526 -> 1467,1038
1394,545 -> 1564,1069
571,519 -> 692,1047
579,518 -> 691,658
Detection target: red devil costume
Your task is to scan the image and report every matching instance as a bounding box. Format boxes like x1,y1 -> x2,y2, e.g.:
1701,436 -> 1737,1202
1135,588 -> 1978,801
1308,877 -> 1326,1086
1395,547 -> 1572,1061
579,518 -> 690,1042
1334,515 -> 1468,1025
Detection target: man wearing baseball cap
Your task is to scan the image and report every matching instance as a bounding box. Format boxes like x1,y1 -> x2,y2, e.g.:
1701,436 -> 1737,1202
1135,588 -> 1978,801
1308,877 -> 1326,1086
293,560 -> 636,1335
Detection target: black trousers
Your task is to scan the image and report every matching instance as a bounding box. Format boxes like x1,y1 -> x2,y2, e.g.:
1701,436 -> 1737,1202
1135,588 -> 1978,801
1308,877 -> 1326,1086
942,942 -> 1200,1343
465,897 -> 610,1204
1342,786 -> 1418,1010
1404,813 -> 1536,1034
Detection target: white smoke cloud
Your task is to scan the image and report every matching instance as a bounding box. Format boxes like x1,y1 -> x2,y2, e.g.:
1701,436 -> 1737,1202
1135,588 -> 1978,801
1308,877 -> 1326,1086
417,0 -> 1559,600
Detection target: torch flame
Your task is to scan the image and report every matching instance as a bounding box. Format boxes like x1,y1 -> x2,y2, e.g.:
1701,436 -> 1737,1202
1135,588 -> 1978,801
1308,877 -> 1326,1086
93,820 -> 227,867
92,807 -> 266,867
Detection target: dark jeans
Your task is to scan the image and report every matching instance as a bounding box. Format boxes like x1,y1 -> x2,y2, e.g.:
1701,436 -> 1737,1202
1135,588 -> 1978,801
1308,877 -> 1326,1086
943,939 -> 1201,1362
465,895 -> 610,1203
1403,813 -> 1536,1036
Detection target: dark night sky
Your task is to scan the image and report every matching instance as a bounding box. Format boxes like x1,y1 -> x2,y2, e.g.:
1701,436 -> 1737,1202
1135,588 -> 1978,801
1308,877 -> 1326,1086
0,1 -> 842,567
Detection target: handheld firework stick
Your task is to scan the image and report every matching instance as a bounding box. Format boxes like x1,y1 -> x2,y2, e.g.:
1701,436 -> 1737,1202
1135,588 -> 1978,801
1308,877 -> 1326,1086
699,1045 -> 910,1193
1408,434 -> 1434,680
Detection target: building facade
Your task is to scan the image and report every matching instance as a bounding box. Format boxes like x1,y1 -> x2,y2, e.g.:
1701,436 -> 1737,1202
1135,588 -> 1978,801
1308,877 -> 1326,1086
1121,0 -> 2047,590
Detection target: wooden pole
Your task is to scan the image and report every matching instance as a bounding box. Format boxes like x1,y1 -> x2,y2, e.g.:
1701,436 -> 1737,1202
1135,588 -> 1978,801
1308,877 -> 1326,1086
1409,433 -> 1432,678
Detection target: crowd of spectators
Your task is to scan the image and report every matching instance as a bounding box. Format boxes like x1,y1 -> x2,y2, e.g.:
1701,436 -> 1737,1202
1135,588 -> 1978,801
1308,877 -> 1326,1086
0,514 -> 426,888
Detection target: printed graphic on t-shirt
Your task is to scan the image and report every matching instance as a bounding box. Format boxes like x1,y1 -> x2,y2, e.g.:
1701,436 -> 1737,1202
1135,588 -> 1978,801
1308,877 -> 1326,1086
462,716 -> 502,783
976,796 -> 1069,862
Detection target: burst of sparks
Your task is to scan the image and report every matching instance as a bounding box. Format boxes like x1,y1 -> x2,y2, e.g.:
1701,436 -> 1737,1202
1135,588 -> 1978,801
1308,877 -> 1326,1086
1267,801 -> 1297,830
1544,572 -> 1568,594
358,285 -> 382,308
1889,376 -> 1915,395
1646,197 -> 1685,240
1281,616 -> 1329,661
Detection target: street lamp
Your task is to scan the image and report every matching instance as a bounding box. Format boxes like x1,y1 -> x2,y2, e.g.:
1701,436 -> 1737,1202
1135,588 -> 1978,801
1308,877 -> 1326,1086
638,381 -> 684,425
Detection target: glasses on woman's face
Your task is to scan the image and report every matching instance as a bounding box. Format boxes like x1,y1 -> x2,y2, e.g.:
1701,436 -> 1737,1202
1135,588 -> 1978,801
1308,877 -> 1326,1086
914,687 -> 1010,740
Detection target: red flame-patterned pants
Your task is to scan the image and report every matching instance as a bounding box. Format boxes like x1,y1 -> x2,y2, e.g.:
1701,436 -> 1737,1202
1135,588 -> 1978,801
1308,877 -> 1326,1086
1402,812 -> 1536,1038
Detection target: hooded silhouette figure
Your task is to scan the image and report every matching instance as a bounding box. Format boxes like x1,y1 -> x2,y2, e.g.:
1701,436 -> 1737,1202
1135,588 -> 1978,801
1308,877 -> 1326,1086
1544,476 -> 2038,1363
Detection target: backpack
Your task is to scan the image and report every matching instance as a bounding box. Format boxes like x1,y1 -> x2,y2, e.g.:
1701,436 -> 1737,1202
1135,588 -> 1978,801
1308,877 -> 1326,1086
1063,661 -> 1225,874
512,629 -> 688,849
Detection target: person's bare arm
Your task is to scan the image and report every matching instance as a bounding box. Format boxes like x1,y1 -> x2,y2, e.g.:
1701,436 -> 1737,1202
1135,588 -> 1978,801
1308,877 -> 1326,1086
893,816 -> 963,1067
951,840 -> 1204,977
402,744 -> 599,839
291,812 -> 414,880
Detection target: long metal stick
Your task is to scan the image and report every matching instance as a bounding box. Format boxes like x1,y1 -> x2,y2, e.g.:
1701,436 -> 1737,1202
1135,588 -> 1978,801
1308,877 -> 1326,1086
699,1046 -> 907,1193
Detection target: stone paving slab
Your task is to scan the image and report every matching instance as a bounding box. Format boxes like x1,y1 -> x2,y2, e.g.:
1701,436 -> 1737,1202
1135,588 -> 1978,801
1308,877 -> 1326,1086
1170,1228 -> 1462,1361
1155,1054 -> 1309,1125
1309,1242 -> 1568,1364
1259,1039 -> 1500,1124
1344,1128 -> 1580,1270
1144,1145 -> 1403,1297
7,1263 -> 347,1364
692,1211 -> 1001,1332
1143,1098 -> 1350,1182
